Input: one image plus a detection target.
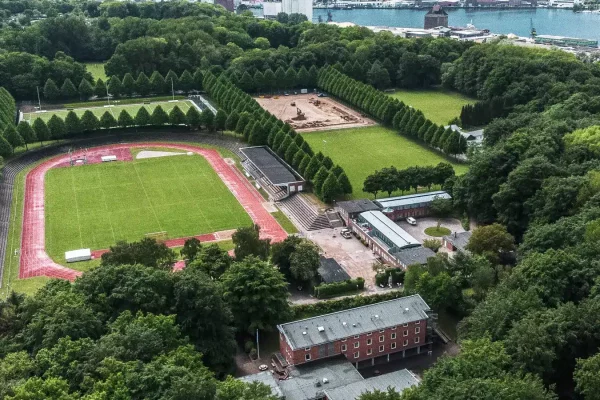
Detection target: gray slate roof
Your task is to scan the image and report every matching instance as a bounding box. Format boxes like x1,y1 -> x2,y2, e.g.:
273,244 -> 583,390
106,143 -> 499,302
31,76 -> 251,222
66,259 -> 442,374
444,231 -> 472,251
393,246 -> 436,266
337,199 -> 380,215
277,295 -> 430,350
318,257 -> 351,283
238,371 -> 284,399
278,357 -> 363,400
240,146 -> 299,185
324,369 -> 420,400
359,211 -> 421,250
375,191 -> 451,210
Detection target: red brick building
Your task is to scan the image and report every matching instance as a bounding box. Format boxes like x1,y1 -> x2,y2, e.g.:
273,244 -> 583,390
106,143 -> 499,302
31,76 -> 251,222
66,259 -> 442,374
277,295 -> 431,368
374,191 -> 451,222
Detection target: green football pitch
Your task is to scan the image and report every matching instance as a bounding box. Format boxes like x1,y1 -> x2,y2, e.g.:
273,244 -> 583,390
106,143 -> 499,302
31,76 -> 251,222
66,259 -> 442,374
302,126 -> 469,199
388,89 -> 475,126
23,100 -> 193,123
44,154 -> 252,260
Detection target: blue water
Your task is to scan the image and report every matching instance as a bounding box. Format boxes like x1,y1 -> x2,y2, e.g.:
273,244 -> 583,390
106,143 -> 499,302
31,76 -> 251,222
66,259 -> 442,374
311,8 -> 600,40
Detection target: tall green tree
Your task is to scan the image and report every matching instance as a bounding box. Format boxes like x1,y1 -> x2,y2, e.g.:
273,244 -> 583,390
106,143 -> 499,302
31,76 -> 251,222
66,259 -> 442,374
94,78 -> 106,98
43,79 -> 60,100
121,73 -> 136,97
60,78 -> 77,99
47,115 -> 66,140
64,111 -> 82,136
150,71 -> 166,94
17,121 -> 36,149
80,110 -> 99,132
107,76 -> 122,98
135,72 -> 151,96
186,107 -> 202,129
150,105 -> 169,126
231,224 -> 270,261
134,107 -> 151,126
3,125 -> 24,152
32,118 -> 50,144
99,111 -> 117,129
78,79 -> 94,100
169,105 -> 186,125
117,110 -> 134,128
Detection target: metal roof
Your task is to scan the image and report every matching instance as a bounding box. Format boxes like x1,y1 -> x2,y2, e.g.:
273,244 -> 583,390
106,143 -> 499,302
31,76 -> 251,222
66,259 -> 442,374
278,357 -> 364,400
240,146 -> 300,186
393,246 -> 436,266
337,199 -> 380,215
444,231 -> 472,251
359,211 -> 421,249
238,371 -> 285,399
375,191 -> 451,210
318,257 -> 351,284
324,369 -> 420,400
277,295 -> 430,350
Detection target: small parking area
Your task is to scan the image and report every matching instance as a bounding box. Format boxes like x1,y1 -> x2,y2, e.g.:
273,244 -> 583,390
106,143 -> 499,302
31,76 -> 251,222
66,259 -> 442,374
396,217 -> 464,244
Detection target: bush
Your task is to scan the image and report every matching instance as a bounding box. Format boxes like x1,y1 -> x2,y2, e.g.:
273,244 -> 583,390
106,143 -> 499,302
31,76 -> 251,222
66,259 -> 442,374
249,348 -> 258,360
423,238 -> 442,252
375,269 -> 405,286
313,277 -> 365,299
462,212 -> 470,231
244,340 -> 254,353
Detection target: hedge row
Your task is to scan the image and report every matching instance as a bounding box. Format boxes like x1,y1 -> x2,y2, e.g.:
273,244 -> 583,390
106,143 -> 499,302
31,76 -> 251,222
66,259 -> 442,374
0,87 -> 16,133
314,277 -> 365,299
290,290 -> 410,320
375,269 -> 405,286
202,71 -> 352,203
317,67 -> 467,156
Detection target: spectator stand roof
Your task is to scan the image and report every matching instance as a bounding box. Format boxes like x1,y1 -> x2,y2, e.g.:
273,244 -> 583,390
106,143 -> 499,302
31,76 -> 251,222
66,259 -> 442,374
277,295 -> 431,350
318,256 -> 351,283
336,199 -> 381,215
324,369 -> 420,400
240,146 -> 304,187
375,191 -> 451,211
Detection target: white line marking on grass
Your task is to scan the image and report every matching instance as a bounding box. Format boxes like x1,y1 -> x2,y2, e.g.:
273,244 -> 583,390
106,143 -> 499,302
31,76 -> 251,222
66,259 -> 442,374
96,166 -> 117,245
69,166 -> 85,249
132,160 -> 164,233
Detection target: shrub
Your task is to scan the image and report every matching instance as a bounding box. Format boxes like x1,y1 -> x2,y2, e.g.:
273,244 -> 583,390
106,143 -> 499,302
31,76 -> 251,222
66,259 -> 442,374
375,269 -> 405,286
249,348 -> 258,360
244,340 -> 254,353
313,278 -> 365,299
462,212 -> 470,231
423,238 -> 442,252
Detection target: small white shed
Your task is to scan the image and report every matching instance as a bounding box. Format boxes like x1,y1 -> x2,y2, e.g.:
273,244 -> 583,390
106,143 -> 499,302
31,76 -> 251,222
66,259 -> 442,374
101,155 -> 117,162
65,248 -> 92,263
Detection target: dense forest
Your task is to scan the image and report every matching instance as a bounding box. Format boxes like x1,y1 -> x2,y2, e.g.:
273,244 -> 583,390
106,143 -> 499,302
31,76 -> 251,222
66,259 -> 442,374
0,1 -> 600,399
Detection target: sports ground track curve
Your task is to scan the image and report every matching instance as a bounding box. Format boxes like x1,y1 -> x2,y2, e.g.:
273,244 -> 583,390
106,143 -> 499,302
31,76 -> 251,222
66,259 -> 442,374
0,131 -> 288,286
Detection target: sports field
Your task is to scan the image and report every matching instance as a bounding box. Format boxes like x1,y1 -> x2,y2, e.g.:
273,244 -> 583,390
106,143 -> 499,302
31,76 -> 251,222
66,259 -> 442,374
302,126 -> 468,199
44,154 -> 252,260
389,89 -> 475,126
23,100 -> 193,123
85,62 -> 108,80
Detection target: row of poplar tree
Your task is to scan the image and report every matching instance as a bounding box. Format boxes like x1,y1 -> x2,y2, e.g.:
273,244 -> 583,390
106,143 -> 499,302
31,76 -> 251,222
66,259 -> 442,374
203,71 -> 353,203
229,65 -> 319,93
0,87 -> 15,133
42,68 -> 204,101
0,104 -> 223,158
317,67 -> 468,156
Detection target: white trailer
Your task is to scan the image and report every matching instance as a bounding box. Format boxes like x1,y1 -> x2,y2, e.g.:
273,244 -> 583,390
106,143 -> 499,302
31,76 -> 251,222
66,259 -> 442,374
101,155 -> 117,162
65,248 -> 92,263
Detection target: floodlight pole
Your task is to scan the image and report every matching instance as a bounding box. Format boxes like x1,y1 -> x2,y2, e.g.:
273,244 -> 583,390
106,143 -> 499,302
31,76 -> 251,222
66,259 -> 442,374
36,86 -> 42,111
171,78 -> 175,101
256,329 -> 260,359
106,85 -> 111,107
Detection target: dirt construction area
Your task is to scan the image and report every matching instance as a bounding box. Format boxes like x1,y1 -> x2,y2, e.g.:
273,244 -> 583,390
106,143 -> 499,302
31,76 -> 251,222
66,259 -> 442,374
255,94 -> 375,131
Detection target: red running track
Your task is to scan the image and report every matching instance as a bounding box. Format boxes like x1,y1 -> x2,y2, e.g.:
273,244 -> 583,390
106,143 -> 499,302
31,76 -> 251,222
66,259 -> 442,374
20,143 -> 288,281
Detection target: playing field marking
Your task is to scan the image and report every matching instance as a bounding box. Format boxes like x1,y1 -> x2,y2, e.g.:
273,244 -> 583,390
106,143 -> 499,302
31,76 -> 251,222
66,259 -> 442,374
131,160 -> 164,233
95,166 -> 117,245
69,166 -> 85,248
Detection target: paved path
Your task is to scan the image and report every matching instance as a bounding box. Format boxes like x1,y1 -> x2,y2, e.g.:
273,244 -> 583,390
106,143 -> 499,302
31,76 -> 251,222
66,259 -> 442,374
0,131 -> 285,286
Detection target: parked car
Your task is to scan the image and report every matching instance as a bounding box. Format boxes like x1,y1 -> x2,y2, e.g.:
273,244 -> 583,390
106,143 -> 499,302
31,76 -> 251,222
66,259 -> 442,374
406,217 -> 417,225
341,231 -> 352,239
317,93 -> 328,97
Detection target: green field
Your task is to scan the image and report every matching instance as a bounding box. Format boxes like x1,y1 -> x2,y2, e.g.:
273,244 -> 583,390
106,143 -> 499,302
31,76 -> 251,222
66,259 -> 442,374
302,126 -> 468,199
389,89 -> 475,126
85,62 -> 108,81
45,154 -> 252,261
24,100 -> 193,123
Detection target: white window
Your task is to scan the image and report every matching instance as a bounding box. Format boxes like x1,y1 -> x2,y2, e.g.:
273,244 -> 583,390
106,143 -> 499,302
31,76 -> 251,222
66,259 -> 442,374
415,327 -> 420,334
403,340 -> 408,346
305,347 -> 310,351
354,351 -> 360,359
391,342 -> 397,349
379,329 -> 385,333
415,337 -> 420,344
354,335 -> 360,339
379,345 -> 384,352
305,354 -> 311,361
415,321 -> 420,325
391,333 -> 397,340
367,338 -> 372,345
341,344 -> 347,352
403,323 -> 408,327
366,332 -> 372,336
342,338 -> 347,342
354,342 -> 360,349
379,335 -> 385,343
404,330 -> 408,337
391,326 -> 397,331
367,348 -> 373,355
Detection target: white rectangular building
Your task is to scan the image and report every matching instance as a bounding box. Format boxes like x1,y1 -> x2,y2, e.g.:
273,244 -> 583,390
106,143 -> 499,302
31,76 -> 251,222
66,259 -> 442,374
282,0 -> 313,21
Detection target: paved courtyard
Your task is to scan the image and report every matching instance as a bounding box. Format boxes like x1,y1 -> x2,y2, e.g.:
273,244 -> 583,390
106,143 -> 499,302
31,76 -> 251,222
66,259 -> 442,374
396,217 -> 465,243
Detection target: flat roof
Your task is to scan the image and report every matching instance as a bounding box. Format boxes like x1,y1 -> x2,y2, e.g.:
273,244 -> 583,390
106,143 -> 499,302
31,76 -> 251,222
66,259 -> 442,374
393,246 -> 436,266
318,257 -> 351,283
360,211 -> 420,249
240,146 -> 299,185
337,199 -> 380,214
278,357 -> 363,400
238,371 -> 284,399
277,295 -> 430,350
375,191 -> 451,210
324,369 -> 420,400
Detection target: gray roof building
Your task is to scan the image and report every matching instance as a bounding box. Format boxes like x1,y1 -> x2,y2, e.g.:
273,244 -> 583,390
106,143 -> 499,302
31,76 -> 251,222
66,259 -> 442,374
444,231 -> 472,252
357,211 -> 421,251
375,191 -> 451,211
318,257 -> 351,284
240,146 -> 302,186
238,371 -> 284,399
277,295 -> 431,350
337,199 -> 381,215
324,369 -> 420,400
393,246 -> 436,266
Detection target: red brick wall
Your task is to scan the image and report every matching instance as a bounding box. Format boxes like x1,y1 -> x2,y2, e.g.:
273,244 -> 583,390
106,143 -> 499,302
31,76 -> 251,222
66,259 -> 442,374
281,320 -> 428,366
385,206 -> 429,221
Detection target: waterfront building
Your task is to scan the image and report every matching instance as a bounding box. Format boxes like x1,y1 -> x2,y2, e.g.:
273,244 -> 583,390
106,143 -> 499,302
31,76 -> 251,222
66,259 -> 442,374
424,5 -> 448,29
534,34 -> 598,48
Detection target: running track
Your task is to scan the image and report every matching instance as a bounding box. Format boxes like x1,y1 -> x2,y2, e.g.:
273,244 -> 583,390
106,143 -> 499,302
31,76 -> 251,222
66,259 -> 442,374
18,141 -> 287,281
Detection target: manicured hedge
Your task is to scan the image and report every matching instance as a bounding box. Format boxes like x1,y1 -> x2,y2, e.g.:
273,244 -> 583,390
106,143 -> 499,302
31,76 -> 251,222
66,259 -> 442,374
375,268 -> 405,286
314,277 -> 365,299
0,87 -> 16,132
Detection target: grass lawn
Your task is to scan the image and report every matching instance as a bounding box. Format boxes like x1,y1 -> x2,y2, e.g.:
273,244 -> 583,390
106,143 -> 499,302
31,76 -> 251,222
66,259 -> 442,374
23,100 -> 193,123
389,89 -> 475,126
85,62 -> 108,81
302,126 -> 468,199
45,154 -> 252,263
424,226 -> 452,237
272,210 -> 299,234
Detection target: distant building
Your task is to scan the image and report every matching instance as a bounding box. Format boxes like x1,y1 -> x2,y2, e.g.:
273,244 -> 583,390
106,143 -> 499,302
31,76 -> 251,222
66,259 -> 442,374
215,0 -> 235,11
375,191 -> 452,221
424,5 -> 448,29
277,295 -> 431,367
336,199 -> 380,226
443,231 -> 472,252
283,0 -> 313,21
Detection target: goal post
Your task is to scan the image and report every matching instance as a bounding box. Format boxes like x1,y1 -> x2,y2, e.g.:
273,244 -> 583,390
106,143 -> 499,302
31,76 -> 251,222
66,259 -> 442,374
145,231 -> 168,243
